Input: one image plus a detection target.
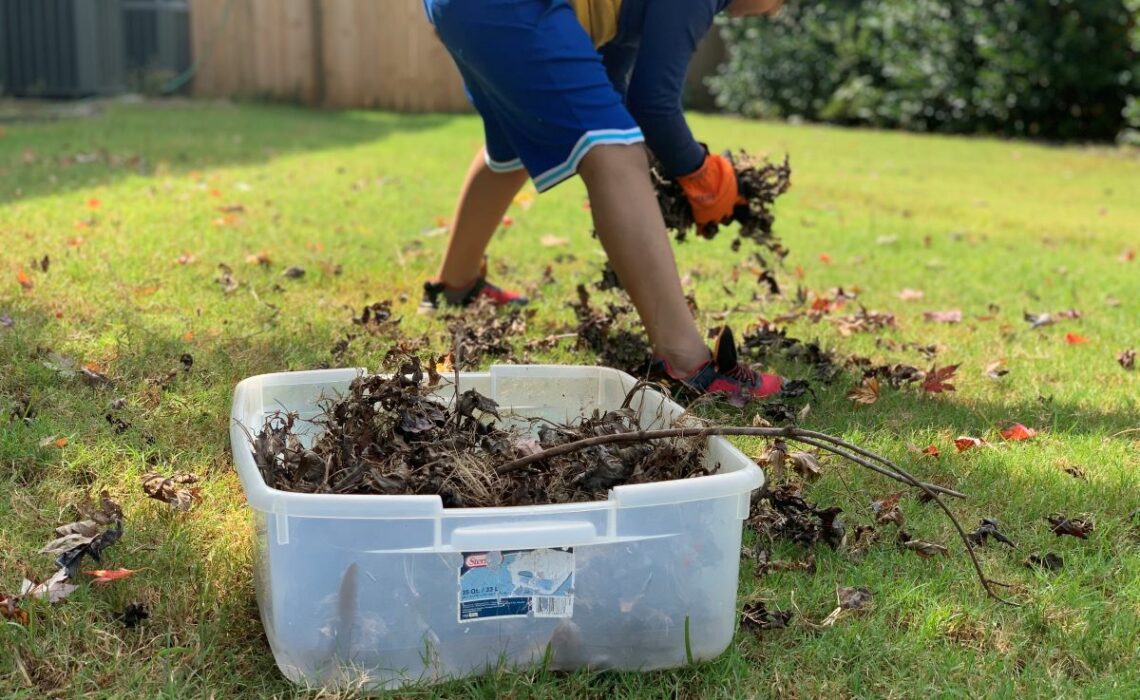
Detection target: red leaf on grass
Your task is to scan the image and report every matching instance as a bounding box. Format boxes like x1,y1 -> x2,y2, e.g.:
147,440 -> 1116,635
921,444 -> 940,458
922,365 -> 958,393
1000,423 -> 1037,441
500,215 -> 514,228
17,268 -> 35,291
819,253 -> 831,263
86,198 -> 101,209
83,568 -> 138,585
1064,332 -> 1089,345
1120,249 -> 1136,263
955,436 -> 984,452
0,594 -> 28,625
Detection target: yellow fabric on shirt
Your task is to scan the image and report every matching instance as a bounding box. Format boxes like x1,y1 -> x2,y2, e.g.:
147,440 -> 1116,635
570,0 -> 622,47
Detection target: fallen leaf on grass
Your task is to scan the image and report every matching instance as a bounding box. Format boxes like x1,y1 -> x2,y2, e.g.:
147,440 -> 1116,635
921,444 -> 940,458
55,519 -> 123,578
740,601 -> 793,632
0,594 -> 28,625
16,268 -> 34,291
897,288 -> 924,301
0,313 -> 12,328
955,436 -> 984,452
54,520 -> 100,538
500,215 -> 514,228
216,264 -> 239,294
1024,311 -> 1054,329
243,249 -> 270,265
921,365 -> 958,393
923,309 -> 962,324
1025,552 -> 1063,571
1047,514 -> 1093,539
1118,349 -> 1136,370
20,568 -> 77,603
282,266 -> 305,279
901,538 -> 950,558
175,253 -> 197,265
984,361 -> 1009,380
142,472 -> 201,511
115,602 -> 149,629
822,586 -> 873,627
1064,332 -> 1089,345
39,533 -> 97,556
1062,466 -> 1086,480
1120,249 -> 1136,262
787,452 -> 822,481
846,377 -> 880,405
966,518 -> 1016,548
540,235 -> 568,247
83,568 -> 138,585
1000,423 -> 1037,441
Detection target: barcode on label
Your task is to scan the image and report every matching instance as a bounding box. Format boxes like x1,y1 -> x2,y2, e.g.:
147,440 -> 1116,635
532,596 -> 573,618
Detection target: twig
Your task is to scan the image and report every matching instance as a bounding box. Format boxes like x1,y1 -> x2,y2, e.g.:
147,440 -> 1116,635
452,330 -> 462,429
790,436 -> 963,499
494,425 -> 1017,605
496,426 -> 958,498
787,435 -> 1015,605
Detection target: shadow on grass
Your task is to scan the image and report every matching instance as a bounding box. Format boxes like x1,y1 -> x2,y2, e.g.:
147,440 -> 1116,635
0,100 -> 455,205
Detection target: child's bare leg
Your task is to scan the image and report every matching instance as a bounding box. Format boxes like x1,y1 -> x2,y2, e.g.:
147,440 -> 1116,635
437,148 -> 529,286
578,144 -> 709,376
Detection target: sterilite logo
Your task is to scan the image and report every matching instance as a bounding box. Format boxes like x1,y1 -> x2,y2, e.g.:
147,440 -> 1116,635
465,553 -> 489,568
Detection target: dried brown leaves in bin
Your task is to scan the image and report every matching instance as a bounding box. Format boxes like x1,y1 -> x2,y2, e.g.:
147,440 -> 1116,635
651,151 -> 791,263
241,356 -> 709,507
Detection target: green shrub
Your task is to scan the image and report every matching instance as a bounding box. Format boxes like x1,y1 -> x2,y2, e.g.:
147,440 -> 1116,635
710,0 -> 1138,141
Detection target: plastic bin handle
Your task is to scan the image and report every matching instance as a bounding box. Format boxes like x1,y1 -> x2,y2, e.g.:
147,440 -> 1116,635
448,521 -> 598,551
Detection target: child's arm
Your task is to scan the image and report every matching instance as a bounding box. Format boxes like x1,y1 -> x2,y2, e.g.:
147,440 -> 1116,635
623,0 -> 717,179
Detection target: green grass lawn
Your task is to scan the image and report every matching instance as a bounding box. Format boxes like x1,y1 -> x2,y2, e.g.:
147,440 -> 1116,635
1,101 -> 1138,698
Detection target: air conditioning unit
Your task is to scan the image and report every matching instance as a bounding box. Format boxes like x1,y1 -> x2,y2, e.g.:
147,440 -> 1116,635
123,0 -> 191,93
0,0 -> 127,97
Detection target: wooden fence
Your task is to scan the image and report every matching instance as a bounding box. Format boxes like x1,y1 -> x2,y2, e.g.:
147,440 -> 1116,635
188,0 -> 469,111
188,0 -> 723,112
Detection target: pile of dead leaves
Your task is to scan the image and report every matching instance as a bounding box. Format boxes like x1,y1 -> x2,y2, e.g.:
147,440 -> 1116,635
444,299 -> 531,370
242,355 -> 707,507
651,151 -> 791,264
1,492 -> 133,626
567,284 -> 653,376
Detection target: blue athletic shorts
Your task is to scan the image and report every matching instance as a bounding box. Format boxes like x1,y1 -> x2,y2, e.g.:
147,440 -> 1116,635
424,0 -> 645,192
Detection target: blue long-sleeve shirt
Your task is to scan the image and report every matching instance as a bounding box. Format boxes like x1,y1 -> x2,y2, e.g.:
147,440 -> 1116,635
598,0 -> 731,178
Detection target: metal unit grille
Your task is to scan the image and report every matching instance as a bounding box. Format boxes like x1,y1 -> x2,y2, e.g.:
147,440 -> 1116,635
0,0 -> 126,97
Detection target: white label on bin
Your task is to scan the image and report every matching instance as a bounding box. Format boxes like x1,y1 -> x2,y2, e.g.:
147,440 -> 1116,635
458,548 -> 574,623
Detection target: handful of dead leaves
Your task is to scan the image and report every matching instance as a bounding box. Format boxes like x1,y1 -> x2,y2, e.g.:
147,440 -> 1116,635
651,150 -> 791,263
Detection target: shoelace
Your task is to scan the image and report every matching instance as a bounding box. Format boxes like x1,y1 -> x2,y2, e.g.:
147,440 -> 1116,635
723,363 -> 759,386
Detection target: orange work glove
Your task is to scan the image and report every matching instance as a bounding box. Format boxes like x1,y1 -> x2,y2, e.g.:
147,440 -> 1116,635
676,152 -> 739,228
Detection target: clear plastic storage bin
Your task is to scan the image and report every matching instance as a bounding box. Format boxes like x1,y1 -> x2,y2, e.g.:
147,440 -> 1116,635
230,365 -> 763,689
